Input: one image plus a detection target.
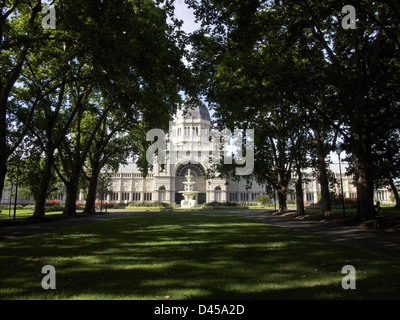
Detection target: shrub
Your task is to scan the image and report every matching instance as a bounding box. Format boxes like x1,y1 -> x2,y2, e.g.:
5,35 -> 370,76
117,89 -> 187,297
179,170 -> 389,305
344,198 -> 357,208
247,202 -> 260,207
202,201 -> 241,207
254,195 -> 272,206
307,203 -> 321,209
45,205 -> 64,212
111,203 -> 124,209
105,202 -> 115,209
128,202 -> 171,208
317,191 -> 354,206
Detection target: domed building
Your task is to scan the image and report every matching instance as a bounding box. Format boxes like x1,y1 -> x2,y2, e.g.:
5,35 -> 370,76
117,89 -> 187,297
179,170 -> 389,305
0,100 -> 393,207
106,100 -> 267,205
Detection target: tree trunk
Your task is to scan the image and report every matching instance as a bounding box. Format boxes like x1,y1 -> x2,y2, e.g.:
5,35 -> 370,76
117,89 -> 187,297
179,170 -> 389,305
0,152 -> 7,204
275,169 -> 289,212
276,184 -> 288,212
0,99 -> 9,202
317,153 -> 331,216
295,168 -> 305,215
83,166 -> 100,215
389,177 -> 400,208
32,150 -> 54,220
63,180 -> 79,217
312,129 -> 331,216
353,152 -> 374,221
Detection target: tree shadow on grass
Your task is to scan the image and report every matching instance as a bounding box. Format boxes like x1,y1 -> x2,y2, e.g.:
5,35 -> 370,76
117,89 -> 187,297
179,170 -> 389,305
0,211 -> 400,299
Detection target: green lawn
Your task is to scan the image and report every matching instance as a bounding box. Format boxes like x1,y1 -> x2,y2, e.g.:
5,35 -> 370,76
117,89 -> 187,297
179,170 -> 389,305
0,211 -> 399,300
0,210 -> 63,220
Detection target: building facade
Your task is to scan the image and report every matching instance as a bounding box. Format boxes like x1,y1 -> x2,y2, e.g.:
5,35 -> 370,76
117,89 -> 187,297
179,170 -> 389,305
103,102 -> 392,205
106,101 -> 267,205
300,165 -> 392,204
0,101 -> 393,206
104,101 -> 392,206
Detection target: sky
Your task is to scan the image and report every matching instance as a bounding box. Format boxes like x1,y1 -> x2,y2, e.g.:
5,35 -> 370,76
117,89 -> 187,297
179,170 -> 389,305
173,1 -> 199,34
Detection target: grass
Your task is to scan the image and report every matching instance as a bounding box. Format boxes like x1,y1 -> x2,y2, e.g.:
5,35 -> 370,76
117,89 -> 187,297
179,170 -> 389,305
0,209 -> 63,221
0,210 -> 399,300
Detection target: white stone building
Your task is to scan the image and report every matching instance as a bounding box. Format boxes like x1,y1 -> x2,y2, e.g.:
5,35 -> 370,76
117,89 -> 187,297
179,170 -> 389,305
105,101 -> 267,205
103,101 -> 393,206
299,163 -> 392,204
0,101 -> 393,207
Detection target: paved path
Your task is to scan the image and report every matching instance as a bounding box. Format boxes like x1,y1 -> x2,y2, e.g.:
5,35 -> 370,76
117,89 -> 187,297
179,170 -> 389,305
1,209 -> 399,259
232,210 -> 400,259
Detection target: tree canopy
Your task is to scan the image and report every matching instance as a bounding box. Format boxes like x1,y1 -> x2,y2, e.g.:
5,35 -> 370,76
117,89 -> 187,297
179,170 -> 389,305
1,0 -> 193,217
188,0 -> 400,220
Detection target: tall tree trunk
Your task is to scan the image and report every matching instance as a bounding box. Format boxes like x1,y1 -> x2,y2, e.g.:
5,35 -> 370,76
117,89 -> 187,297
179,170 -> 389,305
317,152 -> 331,216
353,144 -> 374,221
0,149 -> 7,204
32,150 -> 55,219
83,163 -> 100,215
277,187 -> 287,212
389,177 -> 400,208
63,180 -> 79,217
312,129 -> 331,216
295,166 -> 305,215
0,97 -> 9,202
274,168 -> 290,212
62,162 -> 82,217
355,172 -> 374,221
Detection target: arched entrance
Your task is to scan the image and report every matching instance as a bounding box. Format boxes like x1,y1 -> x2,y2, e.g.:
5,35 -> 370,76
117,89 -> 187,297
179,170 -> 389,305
174,162 -> 207,204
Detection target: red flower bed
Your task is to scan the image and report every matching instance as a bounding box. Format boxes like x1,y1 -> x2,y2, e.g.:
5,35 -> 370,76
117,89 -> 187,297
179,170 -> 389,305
45,199 -> 60,207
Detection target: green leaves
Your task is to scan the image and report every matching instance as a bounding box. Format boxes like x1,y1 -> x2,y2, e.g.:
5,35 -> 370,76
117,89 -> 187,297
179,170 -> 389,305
189,0 -> 400,219
1,0 -> 192,215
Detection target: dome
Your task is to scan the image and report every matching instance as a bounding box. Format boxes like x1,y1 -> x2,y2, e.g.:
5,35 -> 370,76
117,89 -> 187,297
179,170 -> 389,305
177,98 -> 211,121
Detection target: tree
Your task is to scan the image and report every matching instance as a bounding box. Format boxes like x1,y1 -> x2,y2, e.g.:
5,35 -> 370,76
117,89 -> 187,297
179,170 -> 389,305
54,79 -> 99,217
188,0 -> 400,221
4,0 -> 192,218
96,172 -> 112,209
52,0 -> 191,217
292,127 -> 313,215
0,1 -> 45,201
19,55 -> 77,219
81,98 -> 137,215
309,117 -> 340,216
372,129 -> 400,208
